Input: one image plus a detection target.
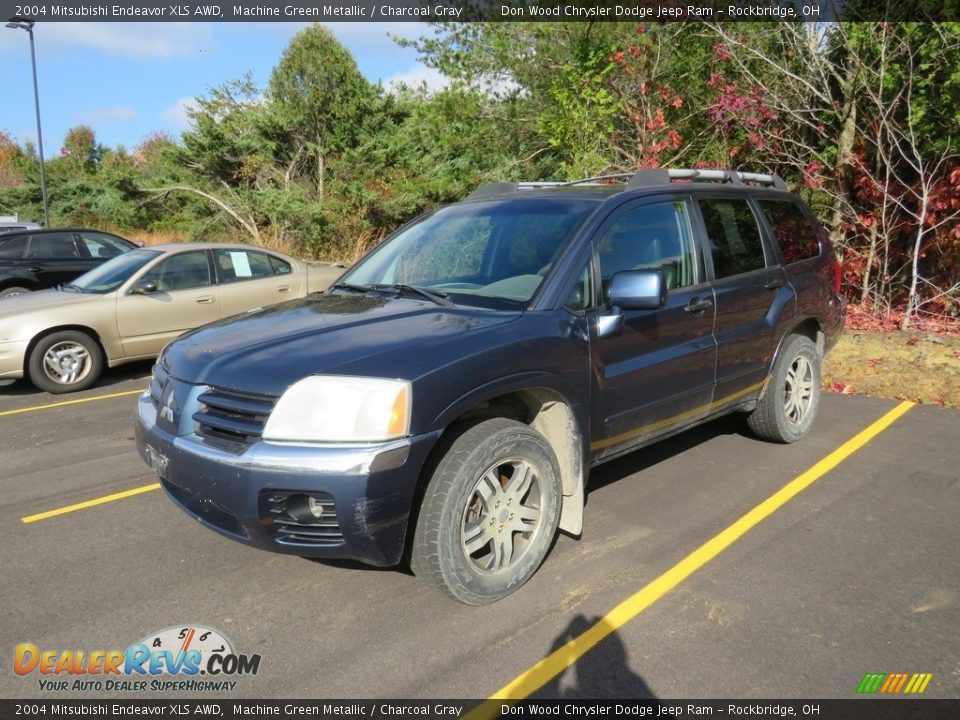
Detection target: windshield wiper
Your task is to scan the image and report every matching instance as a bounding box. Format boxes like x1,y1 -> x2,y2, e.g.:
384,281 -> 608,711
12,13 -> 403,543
372,283 -> 454,307
61,283 -> 84,293
330,282 -> 375,294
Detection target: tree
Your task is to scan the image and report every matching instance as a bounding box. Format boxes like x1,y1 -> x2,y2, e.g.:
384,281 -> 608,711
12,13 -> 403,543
268,25 -> 375,202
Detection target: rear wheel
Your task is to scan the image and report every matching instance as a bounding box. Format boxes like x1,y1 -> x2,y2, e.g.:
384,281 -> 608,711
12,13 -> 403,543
747,334 -> 820,443
0,286 -> 31,299
411,418 -> 562,605
28,330 -> 104,394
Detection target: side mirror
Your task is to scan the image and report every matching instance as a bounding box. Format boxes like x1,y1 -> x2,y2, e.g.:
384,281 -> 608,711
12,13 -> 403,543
131,280 -> 157,295
597,270 -> 667,339
608,269 -> 667,310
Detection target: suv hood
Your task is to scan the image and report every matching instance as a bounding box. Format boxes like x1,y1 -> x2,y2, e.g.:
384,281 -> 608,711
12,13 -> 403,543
163,293 -> 518,396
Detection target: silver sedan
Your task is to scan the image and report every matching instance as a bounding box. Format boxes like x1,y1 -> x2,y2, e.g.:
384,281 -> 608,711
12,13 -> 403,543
0,243 -> 342,393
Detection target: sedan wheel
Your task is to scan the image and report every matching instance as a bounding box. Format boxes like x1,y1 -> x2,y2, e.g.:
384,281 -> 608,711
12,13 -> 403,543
28,331 -> 104,394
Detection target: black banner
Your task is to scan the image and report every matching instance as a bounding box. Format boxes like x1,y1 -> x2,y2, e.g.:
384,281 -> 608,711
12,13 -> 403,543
3,700 -> 960,720
0,1 -> 957,24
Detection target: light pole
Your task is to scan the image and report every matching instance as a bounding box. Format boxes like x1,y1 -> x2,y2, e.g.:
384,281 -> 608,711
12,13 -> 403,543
6,18 -> 50,227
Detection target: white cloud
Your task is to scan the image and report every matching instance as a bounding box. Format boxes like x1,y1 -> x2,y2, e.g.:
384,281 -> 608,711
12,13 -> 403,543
75,105 -> 137,127
328,21 -> 427,45
0,22 -> 216,60
383,65 -> 449,94
162,97 -> 198,131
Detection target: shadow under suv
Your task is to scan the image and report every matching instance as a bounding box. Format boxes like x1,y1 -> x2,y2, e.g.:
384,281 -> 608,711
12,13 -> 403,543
136,168 -> 845,605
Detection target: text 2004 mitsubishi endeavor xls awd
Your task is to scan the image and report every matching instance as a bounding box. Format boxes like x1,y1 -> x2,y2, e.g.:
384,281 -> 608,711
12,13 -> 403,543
136,168 -> 845,605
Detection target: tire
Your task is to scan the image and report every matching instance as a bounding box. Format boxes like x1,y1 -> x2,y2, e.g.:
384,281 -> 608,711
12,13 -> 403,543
28,330 -> 104,394
0,286 -> 31,299
411,418 -> 563,605
747,334 -> 821,443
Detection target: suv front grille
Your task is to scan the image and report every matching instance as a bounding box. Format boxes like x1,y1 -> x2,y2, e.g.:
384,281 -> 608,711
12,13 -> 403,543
193,387 -> 275,448
148,363 -> 169,408
260,491 -> 344,546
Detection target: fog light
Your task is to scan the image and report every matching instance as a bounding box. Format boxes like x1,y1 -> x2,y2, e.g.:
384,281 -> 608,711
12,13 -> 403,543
286,494 -> 325,523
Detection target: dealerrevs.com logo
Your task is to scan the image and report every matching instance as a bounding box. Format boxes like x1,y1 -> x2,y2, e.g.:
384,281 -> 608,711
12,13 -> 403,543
14,625 -> 261,692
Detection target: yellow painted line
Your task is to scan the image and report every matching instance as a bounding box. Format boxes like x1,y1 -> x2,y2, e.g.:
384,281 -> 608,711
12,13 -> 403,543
0,388 -> 146,418
471,400 -> 915,712
21,483 -> 161,524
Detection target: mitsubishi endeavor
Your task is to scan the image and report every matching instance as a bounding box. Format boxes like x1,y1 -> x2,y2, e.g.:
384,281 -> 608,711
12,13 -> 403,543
136,168 -> 845,605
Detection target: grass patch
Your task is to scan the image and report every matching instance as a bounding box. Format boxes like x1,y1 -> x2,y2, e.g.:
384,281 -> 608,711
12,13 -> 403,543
823,329 -> 960,408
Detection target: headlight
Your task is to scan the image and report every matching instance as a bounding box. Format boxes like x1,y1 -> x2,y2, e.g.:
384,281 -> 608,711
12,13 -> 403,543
262,375 -> 411,443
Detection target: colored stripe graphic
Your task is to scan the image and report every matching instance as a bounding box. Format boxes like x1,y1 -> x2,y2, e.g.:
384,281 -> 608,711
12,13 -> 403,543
857,673 -> 885,693
857,672 -> 932,694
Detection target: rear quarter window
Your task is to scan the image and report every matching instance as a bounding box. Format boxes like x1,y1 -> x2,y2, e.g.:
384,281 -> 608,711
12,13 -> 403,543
758,200 -> 822,264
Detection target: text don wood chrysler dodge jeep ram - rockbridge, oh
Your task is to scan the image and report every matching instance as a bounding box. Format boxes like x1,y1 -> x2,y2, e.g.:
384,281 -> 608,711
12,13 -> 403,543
136,168 -> 845,605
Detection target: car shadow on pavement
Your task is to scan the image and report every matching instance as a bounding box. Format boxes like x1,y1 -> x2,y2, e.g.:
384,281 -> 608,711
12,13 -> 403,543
587,412 -> 747,496
532,614 -> 657,699
0,359 -> 154,397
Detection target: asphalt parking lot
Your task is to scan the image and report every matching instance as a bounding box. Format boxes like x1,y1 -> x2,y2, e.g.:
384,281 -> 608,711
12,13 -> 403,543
1,365 -> 958,701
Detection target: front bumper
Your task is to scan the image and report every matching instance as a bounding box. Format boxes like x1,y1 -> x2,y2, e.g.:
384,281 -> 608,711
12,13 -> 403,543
135,391 -> 439,566
0,339 -> 28,379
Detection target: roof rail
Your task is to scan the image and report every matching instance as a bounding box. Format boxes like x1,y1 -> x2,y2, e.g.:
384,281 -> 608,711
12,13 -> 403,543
465,181 -> 570,200
465,168 -> 787,200
627,168 -> 787,189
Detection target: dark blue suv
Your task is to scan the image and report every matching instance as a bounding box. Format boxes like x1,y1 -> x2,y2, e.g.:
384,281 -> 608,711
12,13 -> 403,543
136,169 -> 845,605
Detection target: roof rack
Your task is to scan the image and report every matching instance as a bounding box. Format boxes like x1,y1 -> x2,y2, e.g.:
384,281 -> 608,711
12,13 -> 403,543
627,168 -> 787,189
466,168 -> 787,200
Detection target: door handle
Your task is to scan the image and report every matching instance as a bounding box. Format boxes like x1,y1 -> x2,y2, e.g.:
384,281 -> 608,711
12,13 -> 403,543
684,297 -> 713,313
764,277 -> 785,290
29,267 -> 43,273
277,285 -> 291,293
195,296 -> 215,304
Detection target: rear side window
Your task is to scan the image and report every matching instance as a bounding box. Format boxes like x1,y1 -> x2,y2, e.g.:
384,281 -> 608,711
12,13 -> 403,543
26,233 -> 80,259
215,249 -> 275,283
698,199 -> 766,279
757,200 -> 822,264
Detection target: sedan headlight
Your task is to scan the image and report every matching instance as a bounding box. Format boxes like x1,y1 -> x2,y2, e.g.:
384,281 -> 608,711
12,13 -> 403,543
262,375 -> 411,443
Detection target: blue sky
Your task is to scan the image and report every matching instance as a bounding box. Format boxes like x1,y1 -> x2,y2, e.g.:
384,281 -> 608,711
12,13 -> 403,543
0,22 -> 446,151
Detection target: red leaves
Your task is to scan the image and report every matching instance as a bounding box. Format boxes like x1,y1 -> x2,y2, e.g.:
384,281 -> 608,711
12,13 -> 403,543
845,303 -> 960,335
828,380 -> 853,395
803,162 -> 825,188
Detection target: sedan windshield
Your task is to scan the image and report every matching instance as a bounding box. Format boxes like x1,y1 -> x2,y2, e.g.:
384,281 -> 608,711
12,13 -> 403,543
339,198 -> 598,308
71,249 -> 162,294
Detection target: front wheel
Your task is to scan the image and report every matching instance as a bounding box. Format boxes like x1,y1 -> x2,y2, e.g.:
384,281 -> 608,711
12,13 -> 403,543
411,418 -> 563,605
28,330 -> 104,394
747,334 -> 821,443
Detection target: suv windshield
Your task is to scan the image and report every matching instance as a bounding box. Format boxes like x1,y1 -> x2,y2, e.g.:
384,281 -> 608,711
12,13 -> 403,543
71,249 -> 162,293
340,198 -> 598,308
